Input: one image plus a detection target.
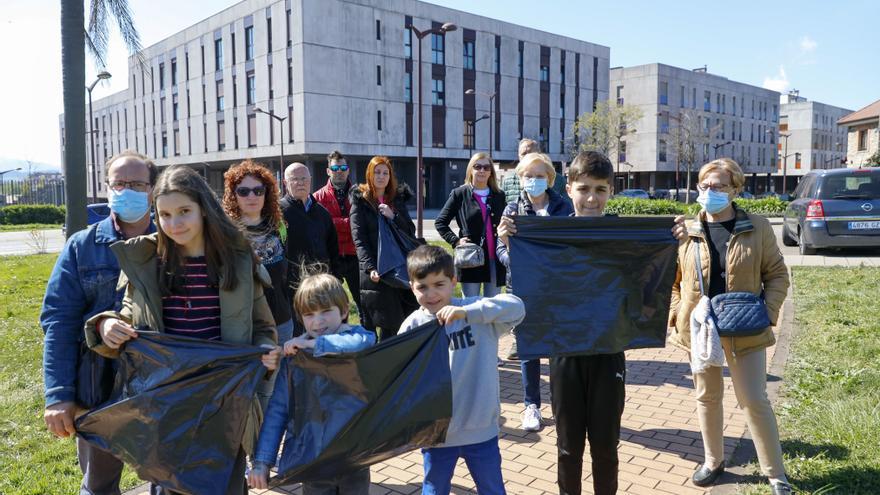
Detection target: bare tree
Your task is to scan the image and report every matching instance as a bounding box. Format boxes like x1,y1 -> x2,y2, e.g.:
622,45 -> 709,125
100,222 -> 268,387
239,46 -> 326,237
666,109 -> 721,203
569,101 -> 643,189
61,0 -> 143,237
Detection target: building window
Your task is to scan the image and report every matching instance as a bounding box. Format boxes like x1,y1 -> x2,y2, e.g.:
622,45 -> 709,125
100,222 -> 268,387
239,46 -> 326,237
232,76 -> 237,107
173,129 -> 180,156
692,87 -> 697,109
216,80 -> 224,111
431,32 -> 445,64
161,131 -> 168,157
185,52 -> 190,80
287,61 -> 293,96
233,117 -> 239,148
659,112 -> 669,134
246,72 -> 256,105
377,110 -> 382,131
716,93 -> 720,113
404,73 -> 412,103
404,28 -> 412,59
268,63 -> 273,98
231,32 -> 236,65
432,78 -> 444,105
172,94 -> 179,121
158,62 -> 165,90
171,58 -> 177,85
494,43 -> 500,74
772,104 -> 778,122
858,130 -> 868,150
288,106 -> 294,143
267,17 -> 272,52
286,9 -> 291,47
160,97 -> 166,123
540,65 -> 549,82
680,85 -> 685,108
217,121 -> 225,151
215,38 -> 223,71
376,65 -> 381,85
518,46 -> 524,78
539,127 -> 549,153
618,141 -> 626,163
704,91 -> 711,112
245,26 -> 254,61
200,46 -> 205,75
659,81 -> 668,105
463,119 -> 475,149
463,40 -> 475,70
616,85 -> 623,106
248,114 -> 256,147
659,139 -> 667,162
375,19 -> 381,40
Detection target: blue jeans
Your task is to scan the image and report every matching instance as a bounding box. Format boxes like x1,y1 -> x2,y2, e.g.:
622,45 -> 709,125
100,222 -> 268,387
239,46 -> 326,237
257,319 -> 295,411
521,359 -> 541,407
422,436 -> 506,495
461,261 -> 500,298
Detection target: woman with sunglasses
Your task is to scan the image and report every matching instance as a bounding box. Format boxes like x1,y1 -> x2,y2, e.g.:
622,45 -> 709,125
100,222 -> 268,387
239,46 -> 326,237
434,152 -> 507,297
222,160 -> 291,411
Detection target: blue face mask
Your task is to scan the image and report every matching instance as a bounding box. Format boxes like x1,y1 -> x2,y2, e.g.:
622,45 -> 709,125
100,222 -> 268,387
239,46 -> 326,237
697,189 -> 731,214
108,188 -> 150,223
522,178 -> 548,197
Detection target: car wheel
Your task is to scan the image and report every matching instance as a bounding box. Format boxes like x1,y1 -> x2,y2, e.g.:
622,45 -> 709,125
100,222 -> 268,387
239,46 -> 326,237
781,223 -> 797,246
798,228 -> 816,255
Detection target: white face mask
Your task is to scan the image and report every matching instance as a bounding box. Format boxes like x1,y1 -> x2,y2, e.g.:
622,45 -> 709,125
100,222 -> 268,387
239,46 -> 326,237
108,188 -> 150,222
522,178 -> 548,196
697,189 -> 731,214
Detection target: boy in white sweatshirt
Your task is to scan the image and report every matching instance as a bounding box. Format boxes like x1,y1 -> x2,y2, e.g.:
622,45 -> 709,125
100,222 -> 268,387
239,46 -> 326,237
399,245 -> 525,495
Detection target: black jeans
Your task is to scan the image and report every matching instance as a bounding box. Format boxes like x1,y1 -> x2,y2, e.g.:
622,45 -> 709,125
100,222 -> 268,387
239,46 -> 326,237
302,466 -> 370,495
337,255 -> 364,322
77,437 -> 123,495
550,352 -> 626,495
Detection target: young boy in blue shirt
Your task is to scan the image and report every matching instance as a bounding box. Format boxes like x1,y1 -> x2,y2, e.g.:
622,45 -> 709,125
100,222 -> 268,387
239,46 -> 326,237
399,245 -> 525,495
248,273 -> 376,494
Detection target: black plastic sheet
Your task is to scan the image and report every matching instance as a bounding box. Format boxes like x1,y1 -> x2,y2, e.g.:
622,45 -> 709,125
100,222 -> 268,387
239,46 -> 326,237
75,332 -> 267,495
273,320 -> 452,486
509,216 -> 679,360
377,214 -> 421,289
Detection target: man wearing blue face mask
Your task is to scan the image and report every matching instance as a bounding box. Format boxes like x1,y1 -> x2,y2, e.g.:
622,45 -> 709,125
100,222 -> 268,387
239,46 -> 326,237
41,150 -> 157,495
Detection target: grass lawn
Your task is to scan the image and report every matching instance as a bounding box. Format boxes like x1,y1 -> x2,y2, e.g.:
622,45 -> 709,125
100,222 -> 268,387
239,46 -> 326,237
0,224 -> 62,232
740,266 -> 880,495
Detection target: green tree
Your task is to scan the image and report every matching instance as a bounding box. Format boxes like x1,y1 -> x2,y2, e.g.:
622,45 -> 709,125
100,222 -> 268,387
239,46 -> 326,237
61,0 -> 142,237
867,148 -> 880,167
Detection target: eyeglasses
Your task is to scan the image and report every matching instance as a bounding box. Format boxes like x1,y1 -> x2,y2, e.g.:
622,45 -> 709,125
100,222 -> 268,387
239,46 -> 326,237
287,176 -> 311,183
697,183 -> 732,193
235,186 -> 266,197
106,180 -> 151,192
472,164 -> 492,171
329,165 -> 349,172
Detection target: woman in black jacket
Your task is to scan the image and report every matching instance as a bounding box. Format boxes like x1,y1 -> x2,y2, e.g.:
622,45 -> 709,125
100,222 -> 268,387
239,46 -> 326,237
435,152 -> 507,297
349,156 -> 419,340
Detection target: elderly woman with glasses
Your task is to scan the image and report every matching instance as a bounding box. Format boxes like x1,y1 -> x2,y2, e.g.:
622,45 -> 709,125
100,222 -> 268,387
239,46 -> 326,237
434,152 -> 507,297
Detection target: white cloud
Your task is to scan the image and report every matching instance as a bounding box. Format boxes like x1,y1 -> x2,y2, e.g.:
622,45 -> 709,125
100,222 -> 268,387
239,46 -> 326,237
799,36 -> 817,53
763,66 -> 789,93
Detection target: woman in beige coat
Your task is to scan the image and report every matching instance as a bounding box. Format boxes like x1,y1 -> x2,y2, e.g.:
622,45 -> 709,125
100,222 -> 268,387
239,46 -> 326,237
668,158 -> 792,495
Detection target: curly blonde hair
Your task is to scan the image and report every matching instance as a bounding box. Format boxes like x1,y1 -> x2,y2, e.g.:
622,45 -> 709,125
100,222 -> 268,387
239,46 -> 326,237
222,160 -> 283,229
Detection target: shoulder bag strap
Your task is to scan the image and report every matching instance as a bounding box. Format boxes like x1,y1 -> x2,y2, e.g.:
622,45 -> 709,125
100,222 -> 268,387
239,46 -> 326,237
693,239 -> 706,297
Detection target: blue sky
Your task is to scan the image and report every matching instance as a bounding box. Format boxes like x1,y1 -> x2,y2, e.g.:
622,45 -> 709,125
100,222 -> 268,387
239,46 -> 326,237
1,0 -> 877,168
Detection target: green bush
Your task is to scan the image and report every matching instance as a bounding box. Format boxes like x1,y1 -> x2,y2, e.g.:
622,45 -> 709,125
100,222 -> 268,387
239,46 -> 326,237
0,205 -> 66,225
604,197 -> 788,216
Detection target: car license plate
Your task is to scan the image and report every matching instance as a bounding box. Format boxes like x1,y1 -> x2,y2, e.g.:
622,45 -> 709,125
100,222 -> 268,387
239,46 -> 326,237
848,221 -> 880,230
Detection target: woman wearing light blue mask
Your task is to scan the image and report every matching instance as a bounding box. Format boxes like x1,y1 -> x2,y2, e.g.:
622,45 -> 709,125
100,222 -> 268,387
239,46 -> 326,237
496,152 -> 573,433
669,158 -> 792,494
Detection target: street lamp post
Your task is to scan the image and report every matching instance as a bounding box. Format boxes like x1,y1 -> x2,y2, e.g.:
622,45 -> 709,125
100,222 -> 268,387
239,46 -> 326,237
770,131 -> 791,193
465,89 -> 496,153
469,113 -> 490,152
254,107 -> 287,194
712,140 -> 732,158
87,71 -> 112,203
0,168 -> 23,202
407,21 -> 457,239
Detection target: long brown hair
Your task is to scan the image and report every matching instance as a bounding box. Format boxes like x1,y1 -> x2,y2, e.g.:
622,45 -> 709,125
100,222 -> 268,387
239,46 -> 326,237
153,165 -> 252,293
358,156 -> 398,206
465,152 -> 501,192
221,159 -> 283,228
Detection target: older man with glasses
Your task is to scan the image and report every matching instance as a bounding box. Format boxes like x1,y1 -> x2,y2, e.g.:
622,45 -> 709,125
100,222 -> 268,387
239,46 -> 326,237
280,162 -> 340,332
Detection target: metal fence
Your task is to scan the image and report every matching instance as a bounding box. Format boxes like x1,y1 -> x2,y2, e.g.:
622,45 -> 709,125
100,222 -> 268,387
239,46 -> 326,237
0,177 -> 66,206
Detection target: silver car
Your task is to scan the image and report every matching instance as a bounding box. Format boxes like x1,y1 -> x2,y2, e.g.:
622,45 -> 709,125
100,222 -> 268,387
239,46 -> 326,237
782,168 -> 880,255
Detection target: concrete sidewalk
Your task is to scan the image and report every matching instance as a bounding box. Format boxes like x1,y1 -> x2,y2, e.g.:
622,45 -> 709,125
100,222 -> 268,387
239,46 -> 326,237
124,325 -> 787,495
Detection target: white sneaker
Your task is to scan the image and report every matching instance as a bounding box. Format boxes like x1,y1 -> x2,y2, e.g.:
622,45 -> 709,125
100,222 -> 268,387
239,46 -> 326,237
521,404 -> 542,431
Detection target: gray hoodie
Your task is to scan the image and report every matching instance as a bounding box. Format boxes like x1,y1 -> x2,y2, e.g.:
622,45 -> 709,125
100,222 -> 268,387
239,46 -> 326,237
399,294 -> 525,447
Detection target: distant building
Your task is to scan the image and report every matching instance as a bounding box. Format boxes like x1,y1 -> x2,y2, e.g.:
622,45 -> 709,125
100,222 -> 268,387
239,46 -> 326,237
775,91 -> 852,193
837,98 -> 880,167
59,0 -> 610,206
610,63 -> 779,194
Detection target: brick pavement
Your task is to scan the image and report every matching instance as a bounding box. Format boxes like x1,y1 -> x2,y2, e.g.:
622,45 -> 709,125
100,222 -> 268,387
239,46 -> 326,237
125,329 -> 779,495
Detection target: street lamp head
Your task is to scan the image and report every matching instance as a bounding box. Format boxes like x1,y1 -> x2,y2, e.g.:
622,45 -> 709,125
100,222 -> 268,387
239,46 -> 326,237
465,89 -> 475,95
440,23 -> 457,33
97,71 -> 112,80
480,113 -> 490,119
253,107 -> 264,113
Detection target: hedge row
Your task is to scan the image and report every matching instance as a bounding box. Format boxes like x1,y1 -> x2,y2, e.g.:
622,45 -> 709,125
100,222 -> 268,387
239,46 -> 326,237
0,205 -> 66,225
605,197 -> 788,216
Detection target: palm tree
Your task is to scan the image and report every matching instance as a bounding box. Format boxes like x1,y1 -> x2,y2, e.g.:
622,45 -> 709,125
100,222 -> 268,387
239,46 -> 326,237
61,0 -> 142,237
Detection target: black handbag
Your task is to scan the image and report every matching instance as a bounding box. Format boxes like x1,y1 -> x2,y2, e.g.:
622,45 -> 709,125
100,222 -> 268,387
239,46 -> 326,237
693,240 -> 771,337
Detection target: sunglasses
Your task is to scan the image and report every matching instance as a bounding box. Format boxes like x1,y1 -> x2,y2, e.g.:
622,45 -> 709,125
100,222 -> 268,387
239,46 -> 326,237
329,164 -> 349,172
472,164 -> 492,171
235,185 -> 266,197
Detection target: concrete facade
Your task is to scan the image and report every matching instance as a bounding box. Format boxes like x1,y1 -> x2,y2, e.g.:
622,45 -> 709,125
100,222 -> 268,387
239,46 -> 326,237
609,63 -> 779,194
60,0 -> 610,206
837,99 -> 880,168
777,93 -> 851,176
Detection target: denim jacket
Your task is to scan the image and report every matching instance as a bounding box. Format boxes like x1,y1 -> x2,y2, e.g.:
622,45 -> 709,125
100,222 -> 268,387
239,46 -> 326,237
253,325 -> 376,467
40,216 -> 154,406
